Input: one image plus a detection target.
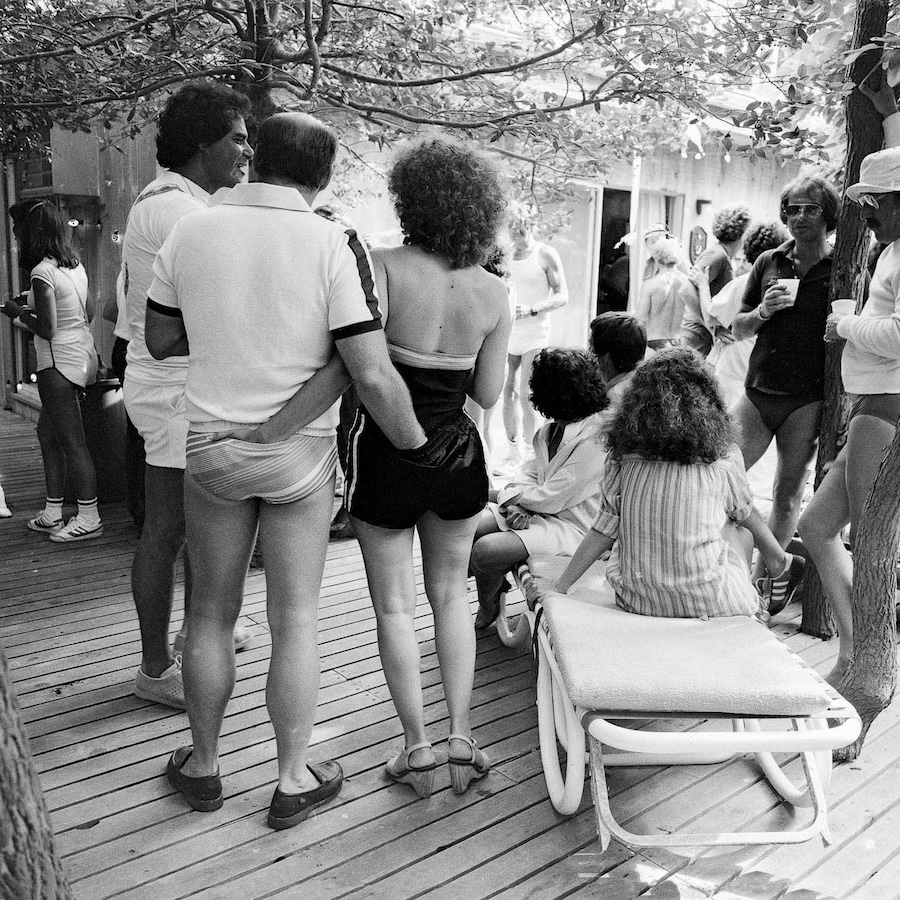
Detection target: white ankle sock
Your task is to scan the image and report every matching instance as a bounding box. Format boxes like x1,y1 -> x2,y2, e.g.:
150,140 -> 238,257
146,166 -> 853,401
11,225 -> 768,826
77,498 -> 100,526
44,497 -> 63,520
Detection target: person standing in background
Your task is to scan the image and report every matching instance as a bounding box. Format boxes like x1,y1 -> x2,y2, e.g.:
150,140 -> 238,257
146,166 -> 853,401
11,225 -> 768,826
122,82 -> 255,709
3,200 -> 101,542
498,207 -> 568,471
682,205 -> 752,356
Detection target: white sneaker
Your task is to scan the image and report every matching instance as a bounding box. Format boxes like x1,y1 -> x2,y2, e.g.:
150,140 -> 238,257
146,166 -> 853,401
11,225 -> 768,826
134,656 -> 186,709
27,511 -> 63,533
0,504 -> 11,518
173,625 -> 254,654
49,515 -> 103,542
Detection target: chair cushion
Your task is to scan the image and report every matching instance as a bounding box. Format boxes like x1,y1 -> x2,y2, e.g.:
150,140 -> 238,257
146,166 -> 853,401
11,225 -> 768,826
534,567 -> 832,717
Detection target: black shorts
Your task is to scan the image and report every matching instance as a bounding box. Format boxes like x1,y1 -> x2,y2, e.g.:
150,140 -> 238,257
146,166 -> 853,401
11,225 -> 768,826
346,409 -> 488,529
746,386 -> 822,434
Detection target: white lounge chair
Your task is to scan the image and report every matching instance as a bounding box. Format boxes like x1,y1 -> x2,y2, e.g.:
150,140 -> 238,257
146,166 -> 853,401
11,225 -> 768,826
493,554 -> 861,850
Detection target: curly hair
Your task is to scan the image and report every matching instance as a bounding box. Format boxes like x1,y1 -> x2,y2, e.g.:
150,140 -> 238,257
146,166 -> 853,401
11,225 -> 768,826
482,243 -> 511,280
650,237 -> 684,267
9,200 -> 79,271
156,81 -> 252,169
607,348 -> 735,465
780,172 -> 840,231
743,221 -> 789,264
589,312 -> 647,374
712,205 -> 751,243
388,136 -> 507,269
529,348 -> 608,423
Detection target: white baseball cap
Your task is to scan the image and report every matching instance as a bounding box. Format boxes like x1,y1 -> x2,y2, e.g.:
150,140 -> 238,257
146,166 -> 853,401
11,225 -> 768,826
846,147 -> 900,201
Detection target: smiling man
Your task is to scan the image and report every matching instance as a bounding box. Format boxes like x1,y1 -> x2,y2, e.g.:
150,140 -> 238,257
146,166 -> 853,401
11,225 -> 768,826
122,82 -> 255,708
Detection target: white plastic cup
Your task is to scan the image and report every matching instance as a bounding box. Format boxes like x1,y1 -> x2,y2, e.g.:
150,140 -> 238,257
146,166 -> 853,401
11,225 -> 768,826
776,278 -> 801,304
831,298 -> 856,317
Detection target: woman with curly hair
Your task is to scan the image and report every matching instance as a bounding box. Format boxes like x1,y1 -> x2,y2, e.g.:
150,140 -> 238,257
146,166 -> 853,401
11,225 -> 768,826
3,200 -> 101,541
470,348 -> 609,627
554,349 -> 794,618
683,204 -> 752,356
346,135 -> 512,798
731,173 -> 839,611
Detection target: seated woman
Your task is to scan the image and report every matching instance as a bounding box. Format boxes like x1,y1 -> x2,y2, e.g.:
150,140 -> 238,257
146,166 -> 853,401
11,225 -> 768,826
554,349 -> 800,617
470,348 -> 609,628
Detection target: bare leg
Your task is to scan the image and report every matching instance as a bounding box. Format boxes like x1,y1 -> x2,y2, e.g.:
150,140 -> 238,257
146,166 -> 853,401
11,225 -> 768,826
470,527 -> 529,613
517,348 -> 541,448
721,521 -> 754,571
732,392 -> 774,473
417,511 -> 482,753
133,465 -> 188,677
353,516 -> 432,767
261,479 -> 334,793
179,474 -> 256,779
502,354 -> 522,444
768,401 -> 821,546
36,368 -> 97,500
798,447 -> 852,680
800,414 -> 895,683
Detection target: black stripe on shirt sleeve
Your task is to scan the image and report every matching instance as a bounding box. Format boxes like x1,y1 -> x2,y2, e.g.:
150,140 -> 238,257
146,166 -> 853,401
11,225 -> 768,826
332,318 -> 383,341
147,297 -> 183,317
344,228 -> 382,324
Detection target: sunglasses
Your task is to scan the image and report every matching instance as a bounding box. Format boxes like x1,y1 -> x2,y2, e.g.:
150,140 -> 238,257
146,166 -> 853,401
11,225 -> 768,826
783,203 -> 824,219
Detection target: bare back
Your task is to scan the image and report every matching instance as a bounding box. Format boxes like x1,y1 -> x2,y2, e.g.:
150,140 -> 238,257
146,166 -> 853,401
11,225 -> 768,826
371,244 -> 512,408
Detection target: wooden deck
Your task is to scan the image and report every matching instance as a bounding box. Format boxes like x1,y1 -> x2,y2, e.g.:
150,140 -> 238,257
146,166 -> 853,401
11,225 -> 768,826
2,406 -> 900,900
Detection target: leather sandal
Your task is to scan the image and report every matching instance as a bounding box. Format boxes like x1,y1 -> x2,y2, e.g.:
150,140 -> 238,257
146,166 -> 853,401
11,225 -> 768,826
448,734 -> 491,795
385,741 -> 436,799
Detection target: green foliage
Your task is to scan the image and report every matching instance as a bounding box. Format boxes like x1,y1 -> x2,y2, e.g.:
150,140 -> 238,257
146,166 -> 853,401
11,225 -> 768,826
0,1 -> 896,205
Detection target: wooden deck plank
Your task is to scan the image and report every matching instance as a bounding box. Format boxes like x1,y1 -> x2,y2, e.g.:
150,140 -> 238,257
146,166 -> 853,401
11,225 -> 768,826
3,406 -> 900,899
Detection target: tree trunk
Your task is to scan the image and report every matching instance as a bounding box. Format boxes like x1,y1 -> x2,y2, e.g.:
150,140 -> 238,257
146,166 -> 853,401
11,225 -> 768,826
0,642 -> 73,900
826,0 -> 898,761
834,427 -> 900,761
800,0 -> 890,638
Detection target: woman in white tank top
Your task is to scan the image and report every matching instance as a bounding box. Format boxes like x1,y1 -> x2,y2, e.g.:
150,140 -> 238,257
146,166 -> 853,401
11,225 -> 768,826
3,200 -> 102,541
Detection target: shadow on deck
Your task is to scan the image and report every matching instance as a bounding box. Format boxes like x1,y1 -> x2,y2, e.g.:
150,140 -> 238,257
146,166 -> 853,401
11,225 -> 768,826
1,408 -> 898,900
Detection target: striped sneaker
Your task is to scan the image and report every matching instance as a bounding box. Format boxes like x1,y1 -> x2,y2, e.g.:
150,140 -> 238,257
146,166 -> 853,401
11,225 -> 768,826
49,515 -> 103,543
27,511 -> 64,533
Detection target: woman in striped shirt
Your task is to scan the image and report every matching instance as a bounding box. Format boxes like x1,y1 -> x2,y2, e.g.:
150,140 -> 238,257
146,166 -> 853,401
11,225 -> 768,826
555,349 -> 800,618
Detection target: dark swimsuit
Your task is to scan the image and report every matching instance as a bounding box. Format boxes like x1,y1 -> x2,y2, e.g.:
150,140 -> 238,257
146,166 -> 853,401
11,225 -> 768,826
346,344 -> 488,529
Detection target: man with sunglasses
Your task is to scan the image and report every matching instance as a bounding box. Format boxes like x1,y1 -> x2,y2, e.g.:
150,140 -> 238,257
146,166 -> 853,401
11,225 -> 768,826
731,173 -> 841,614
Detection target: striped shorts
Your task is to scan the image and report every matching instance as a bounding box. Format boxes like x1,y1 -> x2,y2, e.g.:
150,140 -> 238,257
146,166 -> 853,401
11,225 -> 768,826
185,431 -> 337,504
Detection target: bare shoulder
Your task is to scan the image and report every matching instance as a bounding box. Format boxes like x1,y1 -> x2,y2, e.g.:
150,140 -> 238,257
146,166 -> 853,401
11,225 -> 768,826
537,242 -> 563,267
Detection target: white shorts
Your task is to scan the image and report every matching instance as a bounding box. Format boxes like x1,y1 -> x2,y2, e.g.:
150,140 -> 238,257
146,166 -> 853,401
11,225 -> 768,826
123,377 -> 189,469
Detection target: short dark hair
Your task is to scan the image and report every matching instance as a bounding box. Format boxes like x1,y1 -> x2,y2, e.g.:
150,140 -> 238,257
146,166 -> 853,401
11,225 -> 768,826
712,205 -> 751,243
9,199 -> 79,271
529,348 -> 608,423
389,135 -> 507,269
253,113 -> 337,190
156,81 -> 251,169
607,348 -> 734,465
589,312 -> 647,374
780,173 -> 840,231
743,221 -> 789,264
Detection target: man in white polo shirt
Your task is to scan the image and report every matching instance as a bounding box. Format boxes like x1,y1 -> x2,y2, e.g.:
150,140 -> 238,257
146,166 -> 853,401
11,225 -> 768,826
145,112 -> 427,828
123,82 -> 254,708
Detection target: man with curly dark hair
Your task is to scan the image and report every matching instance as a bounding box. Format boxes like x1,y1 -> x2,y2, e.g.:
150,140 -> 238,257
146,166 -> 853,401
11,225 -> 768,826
119,81 -> 255,709
470,348 -> 609,628
682,204 -> 752,356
